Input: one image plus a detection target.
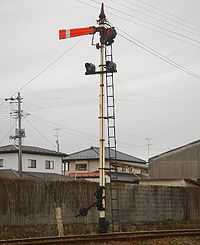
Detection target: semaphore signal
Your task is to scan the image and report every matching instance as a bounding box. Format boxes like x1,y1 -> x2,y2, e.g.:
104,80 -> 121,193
58,2 -> 118,233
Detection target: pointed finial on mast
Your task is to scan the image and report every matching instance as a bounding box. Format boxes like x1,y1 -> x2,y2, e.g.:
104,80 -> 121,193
98,2 -> 106,24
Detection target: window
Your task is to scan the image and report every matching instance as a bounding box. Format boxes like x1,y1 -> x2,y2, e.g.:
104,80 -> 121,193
45,160 -> 54,169
121,167 -> 126,172
0,159 -> 4,167
75,163 -> 87,171
28,159 -> 36,168
135,168 -> 141,174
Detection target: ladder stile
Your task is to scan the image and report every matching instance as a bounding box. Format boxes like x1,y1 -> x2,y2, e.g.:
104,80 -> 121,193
105,44 -> 120,232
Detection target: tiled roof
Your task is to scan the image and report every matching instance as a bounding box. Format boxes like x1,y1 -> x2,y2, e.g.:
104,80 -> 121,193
0,145 -> 67,157
64,146 -> 146,164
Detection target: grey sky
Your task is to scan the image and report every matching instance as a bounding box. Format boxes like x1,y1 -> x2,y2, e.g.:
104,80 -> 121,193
0,0 -> 200,160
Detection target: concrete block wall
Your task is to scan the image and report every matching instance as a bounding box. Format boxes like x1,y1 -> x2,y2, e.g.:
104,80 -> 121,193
116,183 -> 200,224
0,179 -> 98,227
0,179 -> 200,238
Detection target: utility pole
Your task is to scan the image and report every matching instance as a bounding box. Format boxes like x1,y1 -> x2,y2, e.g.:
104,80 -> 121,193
17,92 -> 23,176
5,92 -> 24,176
145,137 -> 152,163
54,128 -> 60,152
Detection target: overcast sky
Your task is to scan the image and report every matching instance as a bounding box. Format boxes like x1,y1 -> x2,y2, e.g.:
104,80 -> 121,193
0,0 -> 200,160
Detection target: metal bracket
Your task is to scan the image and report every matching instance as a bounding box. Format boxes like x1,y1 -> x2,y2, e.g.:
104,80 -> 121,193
85,70 -> 117,75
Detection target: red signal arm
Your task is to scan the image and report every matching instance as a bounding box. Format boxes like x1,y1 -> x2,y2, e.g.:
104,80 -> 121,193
59,26 -> 96,40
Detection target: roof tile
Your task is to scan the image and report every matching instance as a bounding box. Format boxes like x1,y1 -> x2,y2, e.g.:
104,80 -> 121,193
0,145 -> 67,157
64,146 -> 146,164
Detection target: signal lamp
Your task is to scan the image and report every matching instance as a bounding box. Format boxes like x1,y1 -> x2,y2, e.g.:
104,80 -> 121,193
100,27 -> 117,46
85,63 -> 96,75
106,61 -> 117,73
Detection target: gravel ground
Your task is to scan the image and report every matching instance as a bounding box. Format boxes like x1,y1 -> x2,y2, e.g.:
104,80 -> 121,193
87,236 -> 200,245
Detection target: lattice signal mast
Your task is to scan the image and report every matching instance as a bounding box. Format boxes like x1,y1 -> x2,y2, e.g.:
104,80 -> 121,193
59,3 -> 117,232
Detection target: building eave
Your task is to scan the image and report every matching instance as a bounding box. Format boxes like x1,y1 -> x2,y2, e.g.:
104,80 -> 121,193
0,145 -> 67,157
149,139 -> 200,161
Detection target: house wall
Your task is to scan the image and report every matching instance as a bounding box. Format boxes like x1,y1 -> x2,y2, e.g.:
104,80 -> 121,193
68,160 -> 109,172
150,143 -> 200,179
68,159 -> 147,174
0,153 -> 18,170
0,153 -> 62,174
114,161 -> 148,175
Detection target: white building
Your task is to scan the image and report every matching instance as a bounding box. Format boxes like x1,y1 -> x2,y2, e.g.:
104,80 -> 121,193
0,145 -> 66,175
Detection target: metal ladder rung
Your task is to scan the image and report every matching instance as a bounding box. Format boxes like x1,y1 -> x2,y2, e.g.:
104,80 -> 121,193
107,122 -> 115,125
111,199 -> 119,202
108,128 -> 115,131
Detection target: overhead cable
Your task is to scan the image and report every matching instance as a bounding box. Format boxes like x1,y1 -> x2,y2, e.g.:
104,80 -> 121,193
25,118 -> 56,148
118,28 -> 200,80
0,40 -> 81,109
108,0 -> 200,38
131,0 -> 200,34
87,0 -> 200,47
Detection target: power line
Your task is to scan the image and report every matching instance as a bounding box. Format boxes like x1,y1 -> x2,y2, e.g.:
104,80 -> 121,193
87,0 -> 200,47
117,28 -> 200,80
29,113 -> 97,140
0,40 -> 81,109
25,118 -> 56,148
121,0 -> 200,36
131,0 -> 200,34
0,125 -> 16,145
76,0 -> 97,9
76,0 -> 190,45
29,112 -> 146,150
14,40 -> 81,93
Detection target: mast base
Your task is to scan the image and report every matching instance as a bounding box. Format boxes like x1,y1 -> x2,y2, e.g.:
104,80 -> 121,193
98,217 -> 109,233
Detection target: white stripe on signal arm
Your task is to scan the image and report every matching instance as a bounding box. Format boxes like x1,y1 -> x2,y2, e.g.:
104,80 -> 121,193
66,29 -> 71,38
